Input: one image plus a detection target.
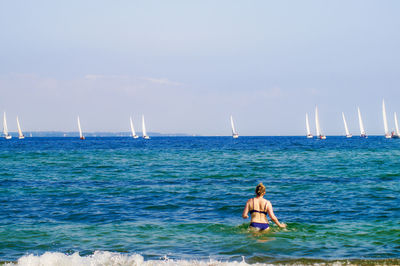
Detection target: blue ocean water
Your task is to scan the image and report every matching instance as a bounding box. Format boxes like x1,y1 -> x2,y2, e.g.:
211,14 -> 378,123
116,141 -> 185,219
0,137 -> 399,265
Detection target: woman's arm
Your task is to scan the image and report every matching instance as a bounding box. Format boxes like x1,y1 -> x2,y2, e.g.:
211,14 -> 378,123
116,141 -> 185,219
267,201 -> 286,228
242,199 -> 250,219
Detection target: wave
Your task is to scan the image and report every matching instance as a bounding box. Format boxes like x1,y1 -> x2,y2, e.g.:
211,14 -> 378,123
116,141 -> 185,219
3,251 -> 400,266
4,251 -> 250,266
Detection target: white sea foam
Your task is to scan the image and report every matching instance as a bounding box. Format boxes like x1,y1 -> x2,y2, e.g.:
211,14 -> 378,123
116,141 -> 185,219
5,251 -> 388,266
5,251 -> 265,266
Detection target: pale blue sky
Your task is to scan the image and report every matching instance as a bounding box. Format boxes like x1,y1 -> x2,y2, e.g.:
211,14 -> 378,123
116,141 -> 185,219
1,1 -> 400,135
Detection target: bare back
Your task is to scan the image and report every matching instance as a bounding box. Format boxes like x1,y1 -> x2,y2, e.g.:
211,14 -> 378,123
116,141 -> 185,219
248,197 -> 270,224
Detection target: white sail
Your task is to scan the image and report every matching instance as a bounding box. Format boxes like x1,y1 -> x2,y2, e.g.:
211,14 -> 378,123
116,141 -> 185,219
395,112 -> 400,137
3,112 -> 11,139
130,117 -> 138,138
382,99 -> 391,138
16,116 -> 24,139
342,112 -> 351,137
77,116 -> 85,139
315,107 -> 320,137
142,115 -> 149,139
315,106 -> 326,139
357,107 -> 367,137
230,115 -> 238,138
306,113 -> 312,138
3,112 -> 8,136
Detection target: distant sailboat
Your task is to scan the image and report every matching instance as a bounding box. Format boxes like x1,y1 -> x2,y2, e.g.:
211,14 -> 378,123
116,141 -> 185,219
305,113 -> 313,138
130,117 -> 139,139
342,112 -> 352,138
77,116 -> 85,140
16,116 -> 25,139
230,115 -> 239,138
142,115 -> 150,139
392,112 -> 400,139
315,106 -> 326,139
3,112 -> 12,139
357,107 -> 367,138
382,99 -> 391,138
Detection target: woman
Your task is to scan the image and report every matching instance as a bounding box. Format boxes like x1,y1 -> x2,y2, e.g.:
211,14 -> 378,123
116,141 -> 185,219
242,183 -> 286,230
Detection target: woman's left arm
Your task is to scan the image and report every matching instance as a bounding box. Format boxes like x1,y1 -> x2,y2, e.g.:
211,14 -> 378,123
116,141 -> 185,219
242,199 -> 250,219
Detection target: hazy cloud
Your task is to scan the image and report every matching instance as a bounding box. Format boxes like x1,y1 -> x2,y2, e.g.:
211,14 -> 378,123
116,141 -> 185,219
84,74 -> 129,81
0,73 -> 292,135
0,71 -> 395,135
140,77 -> 182,86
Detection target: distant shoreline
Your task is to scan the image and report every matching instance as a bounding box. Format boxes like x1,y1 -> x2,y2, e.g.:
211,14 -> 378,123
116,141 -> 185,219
1,132 -> 191,137
1,133 -> 392,138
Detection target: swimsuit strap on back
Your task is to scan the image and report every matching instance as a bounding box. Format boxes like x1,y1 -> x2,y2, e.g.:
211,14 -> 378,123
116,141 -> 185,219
264,201 -> 268,213
249,198 -> 267,215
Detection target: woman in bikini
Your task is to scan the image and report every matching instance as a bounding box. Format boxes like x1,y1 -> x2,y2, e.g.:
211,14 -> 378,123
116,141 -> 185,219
242,183 -> 286,230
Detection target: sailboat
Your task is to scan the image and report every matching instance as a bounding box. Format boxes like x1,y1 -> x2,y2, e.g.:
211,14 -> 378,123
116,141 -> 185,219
392,112 -> 400,139
305,113 -> 313,138
3,112 -> 12,139
315,106 -> 326,139
142,115 -> 150,139
77,116 -> 85,140
357,107 -> 367,138
342,112 -> 352,138
230,115 -> 239,138
16,116 -> 25,139
382,99 -> 391,138
130,117 -> 139,139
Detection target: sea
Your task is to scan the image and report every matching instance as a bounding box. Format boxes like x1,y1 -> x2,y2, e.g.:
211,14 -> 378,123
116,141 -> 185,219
0,136 -> 399,265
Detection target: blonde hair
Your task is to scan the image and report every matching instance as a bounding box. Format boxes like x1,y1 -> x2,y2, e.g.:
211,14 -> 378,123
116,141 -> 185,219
255,183 -> 266,196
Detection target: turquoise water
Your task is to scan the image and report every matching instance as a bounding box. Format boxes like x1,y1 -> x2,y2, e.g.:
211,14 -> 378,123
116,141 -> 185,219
0,137 -> 399,265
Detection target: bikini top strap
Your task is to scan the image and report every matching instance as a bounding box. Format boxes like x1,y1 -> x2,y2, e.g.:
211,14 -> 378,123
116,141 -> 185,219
249,198 -> 256,213
264,201 -> 268,213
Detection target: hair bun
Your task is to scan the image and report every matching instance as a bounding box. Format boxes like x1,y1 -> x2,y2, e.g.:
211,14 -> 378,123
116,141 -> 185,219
255,183 -> 266,196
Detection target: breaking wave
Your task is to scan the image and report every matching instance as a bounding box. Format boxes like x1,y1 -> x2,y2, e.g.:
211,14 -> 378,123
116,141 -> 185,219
4,251 -> 251,266
3,251 -> 399,266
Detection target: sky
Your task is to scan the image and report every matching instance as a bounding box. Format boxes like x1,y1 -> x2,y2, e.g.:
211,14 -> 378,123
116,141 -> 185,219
1,0 -> 400,136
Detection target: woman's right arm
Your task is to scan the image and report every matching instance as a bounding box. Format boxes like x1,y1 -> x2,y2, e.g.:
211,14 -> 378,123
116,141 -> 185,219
267,201 -> 286,228
242,199 -> 250,219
